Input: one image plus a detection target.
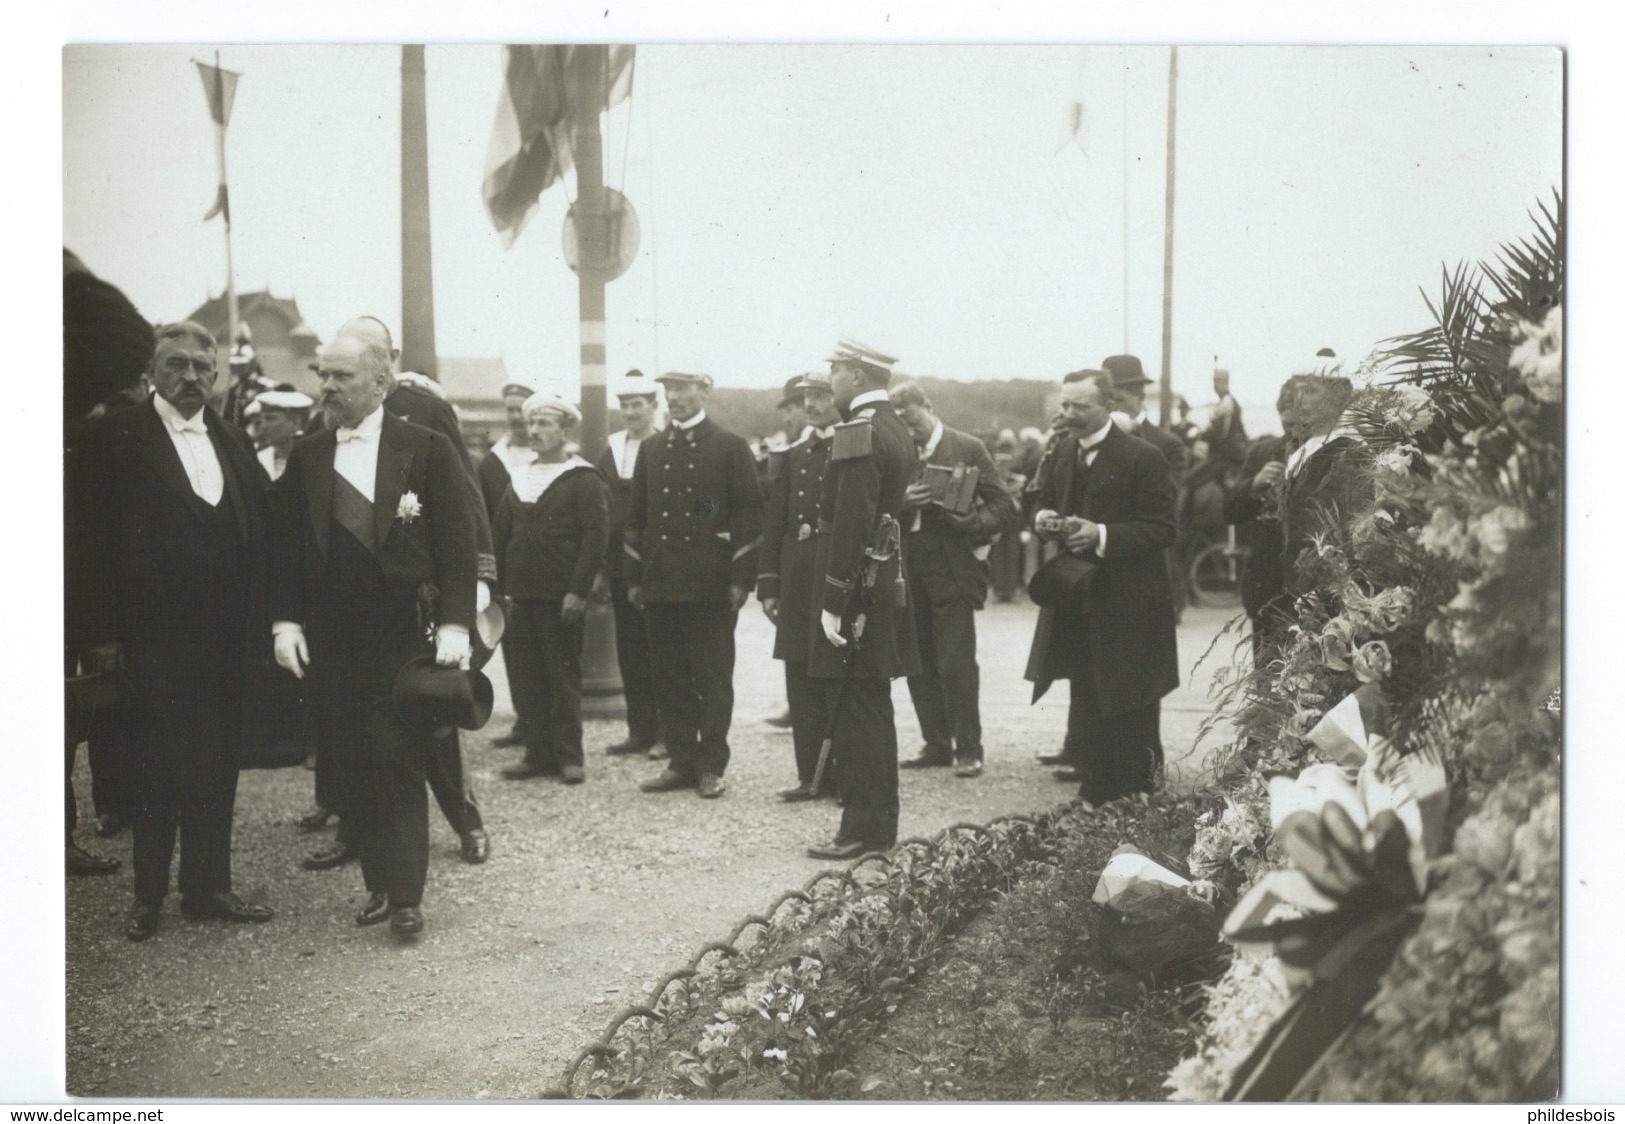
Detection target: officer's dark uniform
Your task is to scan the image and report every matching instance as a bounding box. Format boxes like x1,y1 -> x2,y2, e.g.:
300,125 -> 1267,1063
808,390 -> 921,850
624,407 -> 762,783
758,425 -> 835,791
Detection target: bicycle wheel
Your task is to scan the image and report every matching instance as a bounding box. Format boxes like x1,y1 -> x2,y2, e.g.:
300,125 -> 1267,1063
1189,542 -> 1243,608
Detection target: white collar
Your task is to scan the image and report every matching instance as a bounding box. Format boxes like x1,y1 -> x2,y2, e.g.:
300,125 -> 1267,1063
1133,409 -> 1150,428
337,405 -> 386,442
799,424 -> 815,443
1078,419 -> 1114,451
1286,426 -> 1359,476
153,393 -> 207,433
918,417 -> 945,460
850,389 -> 890,411
672,410 -> 706,431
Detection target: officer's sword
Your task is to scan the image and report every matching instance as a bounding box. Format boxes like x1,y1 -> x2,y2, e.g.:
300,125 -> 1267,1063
811,516 -> 901,795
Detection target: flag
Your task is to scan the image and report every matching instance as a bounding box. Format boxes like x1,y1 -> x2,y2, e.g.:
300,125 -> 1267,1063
194,59 -> 240,127
482,45 -> 635,249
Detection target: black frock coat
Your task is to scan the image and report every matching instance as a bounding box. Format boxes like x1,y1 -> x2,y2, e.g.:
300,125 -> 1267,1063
1023,423 -> 1180,714
758,430 -> 832,661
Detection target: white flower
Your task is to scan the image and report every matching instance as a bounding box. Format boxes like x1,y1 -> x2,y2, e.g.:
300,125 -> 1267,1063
1508,306 -> 1563,404
396,491 -> 423,523
762,1047 -> 787,1062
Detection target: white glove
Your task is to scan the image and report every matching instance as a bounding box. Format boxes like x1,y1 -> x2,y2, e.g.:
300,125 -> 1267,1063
821,609 -> 847,649
476,580 -> 492,613
273,626 -> 310,679
435,627 -> 471,669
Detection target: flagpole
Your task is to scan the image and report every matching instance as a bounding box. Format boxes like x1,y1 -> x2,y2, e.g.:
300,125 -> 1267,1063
400,45 -> 439,378
1157,46 -> 1178,429
214,51 -> 239,358
1121,47 -> 1131,353
574,48 -> 609,461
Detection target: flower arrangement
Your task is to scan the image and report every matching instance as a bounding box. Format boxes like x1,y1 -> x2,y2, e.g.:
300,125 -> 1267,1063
1171,193 -> 1562,1102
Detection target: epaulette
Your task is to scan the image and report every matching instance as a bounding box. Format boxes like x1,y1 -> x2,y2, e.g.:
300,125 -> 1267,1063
766,447 -> 787,482
831,417 -> 873,461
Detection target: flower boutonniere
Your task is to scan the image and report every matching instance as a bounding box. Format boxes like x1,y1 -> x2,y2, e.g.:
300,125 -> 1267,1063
396,491 -> 423,524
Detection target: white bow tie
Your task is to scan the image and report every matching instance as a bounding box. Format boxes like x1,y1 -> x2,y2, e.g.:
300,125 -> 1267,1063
336,426 -> 371,444
171,415 -> 207,436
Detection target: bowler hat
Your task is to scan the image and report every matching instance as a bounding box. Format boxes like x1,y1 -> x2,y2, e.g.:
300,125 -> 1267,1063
1027,552 -> 1098,612
392,656 -> 494,731
1102,354 -> 1150,388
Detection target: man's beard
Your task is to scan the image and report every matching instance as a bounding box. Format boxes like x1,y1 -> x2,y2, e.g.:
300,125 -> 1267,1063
321,401 -> 349,430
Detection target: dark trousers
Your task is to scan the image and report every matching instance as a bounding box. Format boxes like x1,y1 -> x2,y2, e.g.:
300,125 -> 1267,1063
833,677 -> 899,848
87,703 -> 134,821
990,531 -> 1023,602
505,599 -> 586,771
784,659 -> 833,786
129,764 -> 238,908
427,728 -> 482,835
905,586 -> 983,763
1064,639 -> 1162,804
610,577 -> 660,747
644,600 -> 737,778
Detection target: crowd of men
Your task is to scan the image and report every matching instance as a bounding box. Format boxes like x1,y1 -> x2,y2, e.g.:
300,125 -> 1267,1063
66,250 -> 1356,944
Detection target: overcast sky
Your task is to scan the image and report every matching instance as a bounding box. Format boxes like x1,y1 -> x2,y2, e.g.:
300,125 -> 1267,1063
63,44 -> 1560,414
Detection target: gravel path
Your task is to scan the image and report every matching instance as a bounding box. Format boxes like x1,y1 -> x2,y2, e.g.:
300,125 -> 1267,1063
64,601 -> 1234,1098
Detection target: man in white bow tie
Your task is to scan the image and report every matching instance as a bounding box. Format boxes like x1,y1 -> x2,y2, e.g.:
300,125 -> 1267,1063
67,321 -> 276,941
267,332 -> 480,939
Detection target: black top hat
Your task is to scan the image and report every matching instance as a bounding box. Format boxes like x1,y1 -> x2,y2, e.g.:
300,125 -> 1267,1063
1102,354 -> 1150,388
1027,552 -> 1098,611
392,656 -> 494,731
777,375 -> 809,409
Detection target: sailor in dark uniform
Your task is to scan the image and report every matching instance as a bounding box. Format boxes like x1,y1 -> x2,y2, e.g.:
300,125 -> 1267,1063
757,372 -> 841,801
806,339 -> 921,859
625,371 -> 763,799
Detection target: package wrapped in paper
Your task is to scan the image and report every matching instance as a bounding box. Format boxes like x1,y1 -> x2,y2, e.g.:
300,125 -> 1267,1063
1091,844 -> 1192,910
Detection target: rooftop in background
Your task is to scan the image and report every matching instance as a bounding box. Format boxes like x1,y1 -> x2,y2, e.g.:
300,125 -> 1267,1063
186,289 -> 321,395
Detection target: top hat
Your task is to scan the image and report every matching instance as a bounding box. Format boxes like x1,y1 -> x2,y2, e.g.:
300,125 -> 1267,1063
392,656 -> 494,731
1102,354 -> 1150,388
1027,551 -> 1098,612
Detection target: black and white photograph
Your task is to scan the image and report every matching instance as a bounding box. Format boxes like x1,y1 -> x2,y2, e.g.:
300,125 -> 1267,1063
24,1 -> 1610,1108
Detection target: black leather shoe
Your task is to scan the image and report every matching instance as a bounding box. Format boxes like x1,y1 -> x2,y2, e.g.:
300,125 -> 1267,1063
954,759 -> 985,778
1053,767 -> 1082,783
460,829 -> 490,864
560,765 -> 586,785
125,902 -> 159,942
501,761 -> 555,780
605,738 -> 652,756
302,841 -> 355,871
900,753 -> 952,769
491,729 -> 526,748
94,813 -> 128,838
764,709 -> 794,729
356,892 -> 391,926
640,768 -> 693,793
390,905 -> 424,937
1037,753 -> 1072,767
180,891 -> 274,923
68,842 -> 121,876
696,773 -> 726,799
806,839 -> 872,861
646,743 -> 669,760
779,782 -> 819,802
297,807 -> 332,831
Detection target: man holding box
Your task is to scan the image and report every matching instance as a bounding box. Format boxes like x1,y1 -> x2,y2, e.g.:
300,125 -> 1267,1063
889,379 -> 1015,778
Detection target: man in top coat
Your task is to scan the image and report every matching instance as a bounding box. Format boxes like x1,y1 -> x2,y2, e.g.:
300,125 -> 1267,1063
1025,368 -> 1180,806
1105,354 -> 1191,628
889,379 -> 1015,779
68,320 -> 276,940
806,339 -> 922,859
268,332 -> 479,938
625,371 -> 763,799
757,372 -> 841,801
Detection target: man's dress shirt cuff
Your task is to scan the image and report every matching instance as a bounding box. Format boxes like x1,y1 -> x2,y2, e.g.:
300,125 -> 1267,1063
272,621 -> 304,638
1096,525 -> 1108,558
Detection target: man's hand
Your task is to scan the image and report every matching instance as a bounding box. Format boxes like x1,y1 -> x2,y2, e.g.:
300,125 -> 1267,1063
561,592 -> 588,625
435,627 -> 471,669
476,580 -> 492,614
904,480 -> 933,509
1252,460 -> 1285,495
728,584 -> 749,613
761,596 -> 781,624
821,609 -> 847,649
941,508 -> 979,534
628,585 -> 644,610
1065,519 -> 1101,554
1033,508 -> 1064,538
86,642 -> 122,676
273,630 -> 309,679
